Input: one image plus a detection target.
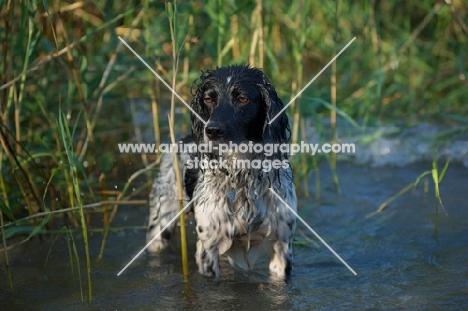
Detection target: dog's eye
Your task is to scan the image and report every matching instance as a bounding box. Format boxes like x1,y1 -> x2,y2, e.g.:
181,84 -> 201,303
238,96 -> 249,104
204,97 -> 214,104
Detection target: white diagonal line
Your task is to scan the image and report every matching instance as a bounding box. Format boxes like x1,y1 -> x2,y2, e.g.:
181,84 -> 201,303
118,36 -> 207,125
269,188 -> 357,276
117,192 -> 200,276
269,37 -> 356,125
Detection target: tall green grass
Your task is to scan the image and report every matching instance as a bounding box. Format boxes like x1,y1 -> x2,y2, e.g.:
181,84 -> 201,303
0,0 -> 466,300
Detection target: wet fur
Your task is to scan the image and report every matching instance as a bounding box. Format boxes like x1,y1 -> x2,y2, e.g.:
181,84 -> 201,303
147,65 -> 297,279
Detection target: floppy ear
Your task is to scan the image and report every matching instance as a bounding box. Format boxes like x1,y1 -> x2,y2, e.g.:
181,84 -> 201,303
190,71 -> 212,145
258,77 -> 291,144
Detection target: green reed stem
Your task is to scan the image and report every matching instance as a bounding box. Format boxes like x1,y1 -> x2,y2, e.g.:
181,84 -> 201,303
58,109 -> 92,302
167,0 -> 189,278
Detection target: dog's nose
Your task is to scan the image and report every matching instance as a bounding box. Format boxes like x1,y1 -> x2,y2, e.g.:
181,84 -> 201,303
205,123 -> 225,140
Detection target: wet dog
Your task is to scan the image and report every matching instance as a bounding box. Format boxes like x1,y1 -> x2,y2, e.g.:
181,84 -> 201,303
146,65 -> 297,279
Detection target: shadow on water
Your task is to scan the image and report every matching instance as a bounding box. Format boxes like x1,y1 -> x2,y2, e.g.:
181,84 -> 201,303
1,162 -> 467,310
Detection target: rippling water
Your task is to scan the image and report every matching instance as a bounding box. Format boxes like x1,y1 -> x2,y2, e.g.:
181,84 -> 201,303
1,161 -> 467,310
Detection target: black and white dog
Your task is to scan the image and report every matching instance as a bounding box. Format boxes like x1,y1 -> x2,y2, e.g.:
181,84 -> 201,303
147,65 -> 297,279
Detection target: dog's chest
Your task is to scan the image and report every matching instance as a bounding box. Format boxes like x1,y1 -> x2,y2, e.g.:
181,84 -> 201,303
194,169 -> 273,240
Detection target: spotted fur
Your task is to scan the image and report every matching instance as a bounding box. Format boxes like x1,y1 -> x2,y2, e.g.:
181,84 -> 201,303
147,65 -> 297,279
146,151 -> 191,254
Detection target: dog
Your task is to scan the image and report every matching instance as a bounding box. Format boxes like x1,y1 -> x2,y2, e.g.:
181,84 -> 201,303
146,65 -> 297,279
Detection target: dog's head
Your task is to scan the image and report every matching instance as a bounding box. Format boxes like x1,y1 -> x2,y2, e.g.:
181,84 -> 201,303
190,65 -> 290,147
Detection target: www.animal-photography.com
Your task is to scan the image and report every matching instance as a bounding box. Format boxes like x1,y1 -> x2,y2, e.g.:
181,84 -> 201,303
1,1 -> 467,310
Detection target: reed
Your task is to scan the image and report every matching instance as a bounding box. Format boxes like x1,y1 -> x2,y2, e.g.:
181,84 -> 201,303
166,0 -> 189,278
57,109 -> 92,302
0,0 -> 466,300
369,157 -> 450,234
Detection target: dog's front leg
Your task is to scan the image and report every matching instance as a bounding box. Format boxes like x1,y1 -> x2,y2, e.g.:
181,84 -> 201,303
195,238 -> 221,277
194,201 -> 225,277
269,215 -> 295,280
269,238 -> 293,280
146,152 -> 190,253
269,186 -> 297,280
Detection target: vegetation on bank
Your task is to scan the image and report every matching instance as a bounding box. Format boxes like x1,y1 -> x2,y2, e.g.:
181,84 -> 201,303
0,0 -> 466,301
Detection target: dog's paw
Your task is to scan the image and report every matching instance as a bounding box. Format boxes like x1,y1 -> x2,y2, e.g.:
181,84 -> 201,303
198,262 -> 221,278
146,229 -> 172,254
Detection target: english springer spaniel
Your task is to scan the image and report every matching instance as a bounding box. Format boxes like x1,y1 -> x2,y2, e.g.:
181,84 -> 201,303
146,65 -> 297,280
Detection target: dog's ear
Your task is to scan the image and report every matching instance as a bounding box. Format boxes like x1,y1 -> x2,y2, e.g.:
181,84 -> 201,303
190,71 -> 211,144
258,77 -> 291,144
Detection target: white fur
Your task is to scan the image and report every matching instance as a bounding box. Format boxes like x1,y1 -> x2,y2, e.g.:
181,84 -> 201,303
147,150 -> 297,279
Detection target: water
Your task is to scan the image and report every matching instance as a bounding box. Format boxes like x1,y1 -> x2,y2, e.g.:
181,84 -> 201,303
303,121 -> 468,168
1,161 -> 467,310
